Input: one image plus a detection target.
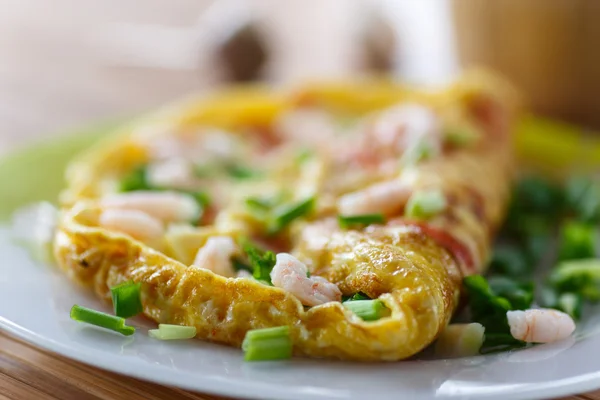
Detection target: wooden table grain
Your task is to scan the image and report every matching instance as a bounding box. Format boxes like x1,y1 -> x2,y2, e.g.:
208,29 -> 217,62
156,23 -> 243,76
0,331 -> 233,400
0,329 -> 598,400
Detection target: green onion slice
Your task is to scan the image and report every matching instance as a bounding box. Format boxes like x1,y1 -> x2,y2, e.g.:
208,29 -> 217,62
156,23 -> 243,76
269,196 -> 315,234
148,324 -> 197,340
342,292 -> 371,302
242,241 -> 277,284
111,281 -> 143,319
226,164 -> 261,180
242,326 -> 293,362
119,166 -> 152,192
245,197 -> 274,212
70,305 -> 135,336
338,213 -> 386,229
405,189 -> 447,219
343,299 -> 389,321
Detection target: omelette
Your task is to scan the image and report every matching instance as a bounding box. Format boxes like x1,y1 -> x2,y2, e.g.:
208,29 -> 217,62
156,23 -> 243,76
53,72 -> 517,361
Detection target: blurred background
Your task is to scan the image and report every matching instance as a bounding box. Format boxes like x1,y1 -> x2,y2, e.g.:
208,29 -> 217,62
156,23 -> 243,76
1,0 -> 599,155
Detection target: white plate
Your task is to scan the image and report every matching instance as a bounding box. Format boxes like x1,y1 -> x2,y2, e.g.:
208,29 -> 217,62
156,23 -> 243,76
2,227 -> 600,400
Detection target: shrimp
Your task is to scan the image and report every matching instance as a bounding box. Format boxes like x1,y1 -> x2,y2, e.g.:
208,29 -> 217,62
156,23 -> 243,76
147,128 -> 239,162
145,158 -> 196,190
270,253 -> 342,307
507,309 -> 576,343
337,179 -> 413,216
192,236 -> 238,277
99,209 -> 164,241
276,109 -> 338,148
370,103 -> 442,156
102,191 -> 200,223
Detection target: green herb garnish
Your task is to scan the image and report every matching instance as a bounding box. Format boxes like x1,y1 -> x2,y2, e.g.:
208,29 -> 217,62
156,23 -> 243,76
242,326 -> 293,362
70,305 -> 135,336
242,241 -> 277,284
486,276 -> 534,311
245,197 -> 275,212
511,176 -> 564,216
268,197 -> 315,234
463,275 -> 529,352
226,164 -> 262,180
342,292 -> 371,302
119,166 -> 152,192
343,299 -> 389,321
110,281 -> 143,319
338,213 -> 386,229
148,324 -> 197,340
405,189 -> 447,219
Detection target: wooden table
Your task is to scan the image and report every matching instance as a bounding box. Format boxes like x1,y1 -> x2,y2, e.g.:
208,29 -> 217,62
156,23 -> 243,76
0,1 -> 598,399
0,330 -> 597,400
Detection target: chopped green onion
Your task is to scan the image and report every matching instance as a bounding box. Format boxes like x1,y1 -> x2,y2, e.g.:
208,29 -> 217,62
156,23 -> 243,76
558,221 -> 598,260
489,244 -> 531,277
550,258 -> 600,301
242,241 -> 277,284
268,197 -> 315,234
405,189 -> 447,219
343,299 -> 389,321
342,292 -> 371,302
434,323 -> 485,358
226,164 -> 261,180
337,213 -> 386,229
70,305 -> 135,336
110,281 -> 143,318
242,326 -> 293,361
148,324 -> 197,340
245,197 -> 274,212
119,166 -> 152,192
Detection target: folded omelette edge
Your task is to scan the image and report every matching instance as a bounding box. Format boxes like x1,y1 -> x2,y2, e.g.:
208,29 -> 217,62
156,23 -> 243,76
52,71 -> 517,361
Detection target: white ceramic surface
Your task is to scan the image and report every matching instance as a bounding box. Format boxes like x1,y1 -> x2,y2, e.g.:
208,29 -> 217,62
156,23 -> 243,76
1,228 -> 600,400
